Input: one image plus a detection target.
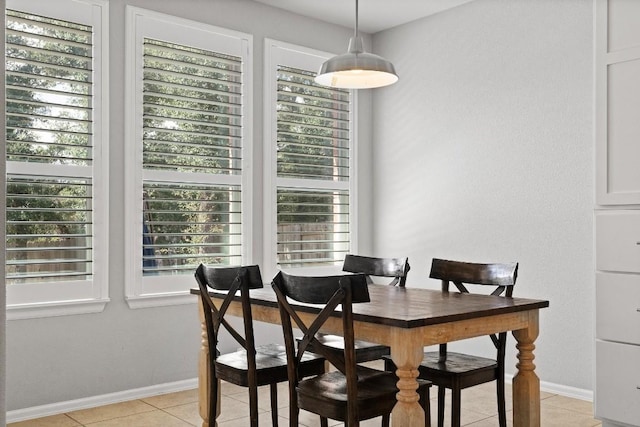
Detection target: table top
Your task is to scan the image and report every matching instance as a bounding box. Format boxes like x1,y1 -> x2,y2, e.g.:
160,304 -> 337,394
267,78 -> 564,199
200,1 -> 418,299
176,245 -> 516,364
191,284 -> 549,329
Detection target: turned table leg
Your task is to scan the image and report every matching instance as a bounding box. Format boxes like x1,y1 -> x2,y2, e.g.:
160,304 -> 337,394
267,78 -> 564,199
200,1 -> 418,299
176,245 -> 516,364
512,310 -> 541,427
390,330 -> 425,427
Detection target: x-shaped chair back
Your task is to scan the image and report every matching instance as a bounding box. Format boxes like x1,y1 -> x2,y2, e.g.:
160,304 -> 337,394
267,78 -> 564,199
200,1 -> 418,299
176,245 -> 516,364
194,264 -> 263,363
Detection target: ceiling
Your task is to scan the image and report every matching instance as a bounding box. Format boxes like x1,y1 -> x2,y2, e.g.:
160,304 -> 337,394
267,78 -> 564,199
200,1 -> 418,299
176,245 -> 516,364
252,0 -> 475,34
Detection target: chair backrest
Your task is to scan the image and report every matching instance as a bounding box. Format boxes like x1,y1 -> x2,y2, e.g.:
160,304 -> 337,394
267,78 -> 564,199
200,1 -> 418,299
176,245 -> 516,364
342,254 -> 411,286
271,271 -> 370,423
194,264 -> 263,361
429,258 -> 518,362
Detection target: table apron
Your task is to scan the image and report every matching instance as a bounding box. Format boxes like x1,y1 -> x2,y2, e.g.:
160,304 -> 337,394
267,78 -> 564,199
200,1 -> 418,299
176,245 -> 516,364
353,310 -> 532,346
245,302 -> 533,347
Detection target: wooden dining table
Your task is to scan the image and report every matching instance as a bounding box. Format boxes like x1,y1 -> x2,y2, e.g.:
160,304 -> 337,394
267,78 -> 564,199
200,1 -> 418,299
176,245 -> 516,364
191,283 -> 549,427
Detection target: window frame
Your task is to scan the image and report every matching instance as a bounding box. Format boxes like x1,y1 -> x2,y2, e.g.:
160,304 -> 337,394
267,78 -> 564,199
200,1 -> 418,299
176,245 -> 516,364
263,39 -> 358,280
124,6 -> 253,308
5,0 -> 110,320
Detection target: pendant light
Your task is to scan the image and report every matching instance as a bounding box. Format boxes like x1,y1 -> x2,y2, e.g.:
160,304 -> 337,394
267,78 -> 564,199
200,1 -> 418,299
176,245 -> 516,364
314,0 -> 398,89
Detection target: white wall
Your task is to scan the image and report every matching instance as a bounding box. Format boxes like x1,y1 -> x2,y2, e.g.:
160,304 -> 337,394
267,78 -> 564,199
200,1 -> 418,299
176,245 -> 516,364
6,0 -> 374,412
371,0 -> 594,392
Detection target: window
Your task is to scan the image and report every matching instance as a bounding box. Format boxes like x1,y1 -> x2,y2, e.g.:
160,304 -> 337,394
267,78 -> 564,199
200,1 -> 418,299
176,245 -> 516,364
125,7 -> 252,307
5,0 -> 109,319
264,40 -> 355,276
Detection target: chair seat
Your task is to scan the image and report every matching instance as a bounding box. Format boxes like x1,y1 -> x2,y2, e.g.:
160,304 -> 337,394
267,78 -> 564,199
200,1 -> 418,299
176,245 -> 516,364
215,343 -> 325,387
301,333 -> 390,363
297,365 -> 430,422
384,351 -> 499,390
420,351 -> 498,374
417,351 -> 499,391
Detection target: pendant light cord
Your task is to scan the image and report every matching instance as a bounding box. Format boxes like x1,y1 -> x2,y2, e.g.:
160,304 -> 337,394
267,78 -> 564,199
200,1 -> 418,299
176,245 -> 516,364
354,0 -> 359,38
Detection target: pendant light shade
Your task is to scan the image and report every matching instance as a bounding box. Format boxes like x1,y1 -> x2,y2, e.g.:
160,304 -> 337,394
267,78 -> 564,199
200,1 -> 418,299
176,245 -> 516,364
314,0 -> 398,89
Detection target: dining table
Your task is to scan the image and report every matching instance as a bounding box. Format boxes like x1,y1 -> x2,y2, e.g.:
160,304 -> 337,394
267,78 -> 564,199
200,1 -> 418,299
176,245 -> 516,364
191,283 -> 549,427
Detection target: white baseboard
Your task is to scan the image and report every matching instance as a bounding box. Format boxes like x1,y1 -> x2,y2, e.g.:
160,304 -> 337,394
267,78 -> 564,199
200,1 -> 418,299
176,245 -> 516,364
540,380 -> 593,401
505,374 -> 593,402
7,378 -> 198,423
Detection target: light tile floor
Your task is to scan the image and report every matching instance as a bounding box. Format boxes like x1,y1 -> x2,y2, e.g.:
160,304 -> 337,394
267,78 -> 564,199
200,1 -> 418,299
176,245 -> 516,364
9,377 -> 602,427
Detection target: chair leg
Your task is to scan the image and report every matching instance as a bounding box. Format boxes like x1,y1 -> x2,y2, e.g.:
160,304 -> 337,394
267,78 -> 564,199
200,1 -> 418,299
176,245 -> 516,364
497,379 -> 507,427
249,384 -> 258,427
270,383 -> 278,426
382,413 -> 390,427
437,387 -> 445,427
287,380 -> 297,427
209,376 -> 219,427
419,385 -> 431,427
320,417 -> 328,427
451,387 -> 461,427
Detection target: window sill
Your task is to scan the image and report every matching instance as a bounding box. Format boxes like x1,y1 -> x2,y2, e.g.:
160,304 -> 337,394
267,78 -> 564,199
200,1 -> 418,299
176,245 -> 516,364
125,292 -> 197,309
7,298 -> 110,320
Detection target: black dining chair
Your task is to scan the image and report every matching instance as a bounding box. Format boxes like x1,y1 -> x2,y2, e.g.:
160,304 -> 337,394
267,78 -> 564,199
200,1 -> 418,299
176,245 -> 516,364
273,270 -> 432,427
384,258 -> 518,427
195,264 -> 326,427
300,254 -> 411,364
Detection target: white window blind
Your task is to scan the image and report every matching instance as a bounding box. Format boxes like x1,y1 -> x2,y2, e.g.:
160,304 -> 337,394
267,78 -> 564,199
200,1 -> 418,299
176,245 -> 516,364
275,65 -> 351,268
142,38 -> 243,276
6,9 -> 94,284
5,0 -> 109,318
